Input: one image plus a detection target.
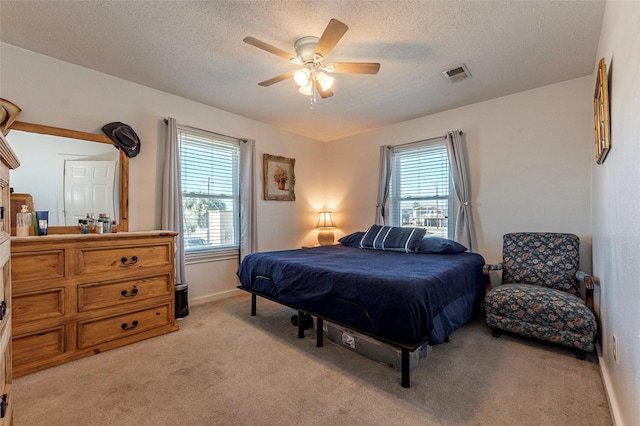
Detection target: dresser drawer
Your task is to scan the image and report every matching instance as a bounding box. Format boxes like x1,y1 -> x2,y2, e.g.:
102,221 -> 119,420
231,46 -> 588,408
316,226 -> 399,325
13,288 -> 65,323
77,304 -> 172,349
76,243 -> 172,275
12,250 -> 65,283
77,274 -> 172,312
13,325 -> 66,365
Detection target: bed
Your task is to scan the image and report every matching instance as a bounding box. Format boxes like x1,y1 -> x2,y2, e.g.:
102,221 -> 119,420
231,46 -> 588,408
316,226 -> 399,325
236,226 -> 486,387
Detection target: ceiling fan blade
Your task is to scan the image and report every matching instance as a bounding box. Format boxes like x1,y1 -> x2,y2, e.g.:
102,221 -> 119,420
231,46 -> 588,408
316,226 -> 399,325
314,79 -> 334,99
258,72 -> 293,87
329,62 -> 381,74
313,19 -> 348,59
243,37 -> 294,61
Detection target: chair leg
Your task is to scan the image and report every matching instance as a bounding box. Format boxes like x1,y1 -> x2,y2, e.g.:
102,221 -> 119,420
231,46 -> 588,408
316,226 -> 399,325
575,349 -> 586,360
491,327 -> 502,338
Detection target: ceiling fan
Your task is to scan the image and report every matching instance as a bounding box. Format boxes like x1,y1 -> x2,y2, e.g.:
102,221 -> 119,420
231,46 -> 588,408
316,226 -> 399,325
243,19 -> 380,100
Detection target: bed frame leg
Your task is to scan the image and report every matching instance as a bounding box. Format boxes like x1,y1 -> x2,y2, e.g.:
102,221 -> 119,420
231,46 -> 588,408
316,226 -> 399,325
297,310 -> 305,338
251,294 -> 256,316
401,348 -> 410,388
316,317 -> 324,347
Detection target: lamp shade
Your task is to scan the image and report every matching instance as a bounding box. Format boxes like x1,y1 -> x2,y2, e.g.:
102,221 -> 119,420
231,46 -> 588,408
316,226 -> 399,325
298,80 -> 314,96
316,211 -> 336,229
315,71 -> 334,91
293,68 -> 310,87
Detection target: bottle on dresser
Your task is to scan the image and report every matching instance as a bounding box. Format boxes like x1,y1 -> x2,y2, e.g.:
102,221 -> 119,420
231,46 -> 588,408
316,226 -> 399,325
86,213 -> 96,233
16,204 -> 32,236
99,213 -> 111,233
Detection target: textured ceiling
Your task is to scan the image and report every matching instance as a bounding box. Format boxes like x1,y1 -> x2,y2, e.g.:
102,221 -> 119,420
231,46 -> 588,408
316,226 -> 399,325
0,1 -> 605,141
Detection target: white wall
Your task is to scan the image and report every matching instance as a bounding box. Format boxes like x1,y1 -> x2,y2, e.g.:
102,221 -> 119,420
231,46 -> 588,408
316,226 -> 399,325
0,43 -> 326,303
592,2 -> 640,425
325,77 -> 594,270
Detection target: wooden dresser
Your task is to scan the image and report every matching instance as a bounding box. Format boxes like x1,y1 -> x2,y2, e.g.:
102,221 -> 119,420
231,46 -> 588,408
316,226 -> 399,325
0,132 -> 20,425
11,231 -> 179,377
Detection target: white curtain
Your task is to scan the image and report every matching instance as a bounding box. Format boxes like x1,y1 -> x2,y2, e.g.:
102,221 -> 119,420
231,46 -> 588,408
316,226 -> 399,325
375,145 -> 393,225
446,130 -> 474,252
240,139 -> 257,259
161,117 -> 185,285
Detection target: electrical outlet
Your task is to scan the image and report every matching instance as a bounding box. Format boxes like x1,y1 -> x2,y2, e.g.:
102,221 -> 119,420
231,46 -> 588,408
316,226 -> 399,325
341,332 -> 356,349
612,334 -> 619,363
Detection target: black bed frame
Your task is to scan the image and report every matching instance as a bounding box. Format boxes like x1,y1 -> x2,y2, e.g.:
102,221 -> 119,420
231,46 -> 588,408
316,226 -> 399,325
238,286 -> 427,388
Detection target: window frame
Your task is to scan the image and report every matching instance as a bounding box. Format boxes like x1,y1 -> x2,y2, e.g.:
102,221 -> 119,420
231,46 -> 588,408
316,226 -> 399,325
177,125 -> 241,262
387,139 -> 455,239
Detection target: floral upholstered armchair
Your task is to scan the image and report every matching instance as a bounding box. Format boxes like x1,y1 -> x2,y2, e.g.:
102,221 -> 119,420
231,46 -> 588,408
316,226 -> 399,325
483,233 -> 597,359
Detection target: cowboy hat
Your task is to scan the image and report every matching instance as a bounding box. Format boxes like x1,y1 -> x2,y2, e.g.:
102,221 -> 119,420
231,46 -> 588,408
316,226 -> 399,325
101,122 -> 141,158
0,98 -> 22,136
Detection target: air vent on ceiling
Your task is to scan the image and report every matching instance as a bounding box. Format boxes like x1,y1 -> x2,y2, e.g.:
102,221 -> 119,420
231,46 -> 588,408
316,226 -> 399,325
442,64 -> 471,83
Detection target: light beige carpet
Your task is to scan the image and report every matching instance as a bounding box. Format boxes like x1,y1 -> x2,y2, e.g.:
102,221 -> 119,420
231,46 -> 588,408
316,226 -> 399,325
14,294 -> 611,425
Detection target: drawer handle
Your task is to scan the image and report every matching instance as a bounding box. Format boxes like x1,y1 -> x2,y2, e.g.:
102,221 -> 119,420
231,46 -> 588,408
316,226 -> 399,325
120,256 -> 139,266
121,320 -> 139,331
0,301 -> 5,321
0,393 -> 7,419
120,286 -> 139,298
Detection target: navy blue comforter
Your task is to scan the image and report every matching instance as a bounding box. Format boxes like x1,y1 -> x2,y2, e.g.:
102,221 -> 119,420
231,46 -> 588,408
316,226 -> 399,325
237,245 -> 485,344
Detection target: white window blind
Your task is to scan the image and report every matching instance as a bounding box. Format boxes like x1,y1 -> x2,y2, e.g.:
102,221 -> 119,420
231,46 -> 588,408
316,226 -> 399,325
388,141 -> 452,238
178,126 -> 240,253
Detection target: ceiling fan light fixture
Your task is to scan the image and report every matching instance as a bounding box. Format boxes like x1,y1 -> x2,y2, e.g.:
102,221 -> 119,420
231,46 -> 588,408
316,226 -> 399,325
293,68 -> 311,86
244,19 -> 378,100
298,81 -> 314,96
316,71 -> 334,91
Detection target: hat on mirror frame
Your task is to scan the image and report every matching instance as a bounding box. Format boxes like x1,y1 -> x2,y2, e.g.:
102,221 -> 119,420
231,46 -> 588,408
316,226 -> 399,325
0,98 -> 22,136
101,122 -> 141,158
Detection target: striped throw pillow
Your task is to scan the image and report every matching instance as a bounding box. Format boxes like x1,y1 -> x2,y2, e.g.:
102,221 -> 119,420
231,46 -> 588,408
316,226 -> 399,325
359,225 -> 426,253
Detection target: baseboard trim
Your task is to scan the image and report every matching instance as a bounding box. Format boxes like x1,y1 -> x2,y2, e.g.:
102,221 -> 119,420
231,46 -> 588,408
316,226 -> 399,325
189,288 -> 246,307
597,344 -> 621,425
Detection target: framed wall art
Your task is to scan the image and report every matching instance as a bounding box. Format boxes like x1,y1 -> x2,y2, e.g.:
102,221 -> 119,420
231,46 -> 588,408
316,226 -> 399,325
594,57 -> 610,164
263,153 -> 295,201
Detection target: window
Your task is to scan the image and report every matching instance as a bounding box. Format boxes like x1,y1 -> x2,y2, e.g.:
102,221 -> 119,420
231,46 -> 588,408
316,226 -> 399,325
388,141 -> 452,238
178,126 -> 240,254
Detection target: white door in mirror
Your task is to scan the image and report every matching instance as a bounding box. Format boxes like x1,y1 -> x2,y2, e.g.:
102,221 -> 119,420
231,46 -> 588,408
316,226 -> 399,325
63,160 -> 116,226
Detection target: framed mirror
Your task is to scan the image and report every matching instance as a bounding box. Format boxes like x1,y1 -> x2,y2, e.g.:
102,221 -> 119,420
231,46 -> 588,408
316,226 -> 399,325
6,121 -> 128,234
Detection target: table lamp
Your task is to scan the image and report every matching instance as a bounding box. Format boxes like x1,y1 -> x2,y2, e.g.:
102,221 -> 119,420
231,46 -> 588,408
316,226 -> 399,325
317,211 -> 336,246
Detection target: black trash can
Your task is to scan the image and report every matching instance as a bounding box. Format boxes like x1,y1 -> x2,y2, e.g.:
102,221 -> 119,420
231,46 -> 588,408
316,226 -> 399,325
175,283 -> 189,319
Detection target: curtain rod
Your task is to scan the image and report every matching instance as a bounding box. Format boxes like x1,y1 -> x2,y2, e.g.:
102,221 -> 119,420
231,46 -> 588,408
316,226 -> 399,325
392,130 -> 462,149
164,118 -> 247,143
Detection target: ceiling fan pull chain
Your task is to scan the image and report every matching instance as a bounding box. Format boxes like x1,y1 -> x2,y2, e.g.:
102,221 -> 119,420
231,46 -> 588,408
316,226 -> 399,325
309,80 -> 316,109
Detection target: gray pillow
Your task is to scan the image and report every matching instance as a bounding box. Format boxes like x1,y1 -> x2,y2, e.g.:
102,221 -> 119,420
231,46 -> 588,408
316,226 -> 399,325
338,231 -> 365,247
418,237 -> 468,254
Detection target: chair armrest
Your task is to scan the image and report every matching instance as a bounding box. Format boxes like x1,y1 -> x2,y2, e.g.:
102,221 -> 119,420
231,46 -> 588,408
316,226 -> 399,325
482,263 -> 502,294
576,270 -> 595,313
482,263 -> 502,274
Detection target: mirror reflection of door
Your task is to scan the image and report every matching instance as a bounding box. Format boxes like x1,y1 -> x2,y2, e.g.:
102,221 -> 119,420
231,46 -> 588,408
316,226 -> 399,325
8,129 -> 121,226
63,160 -> 116,226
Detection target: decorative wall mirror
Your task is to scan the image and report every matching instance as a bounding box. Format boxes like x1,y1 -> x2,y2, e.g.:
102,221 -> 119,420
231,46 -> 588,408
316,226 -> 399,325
6,121 -> 129,234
